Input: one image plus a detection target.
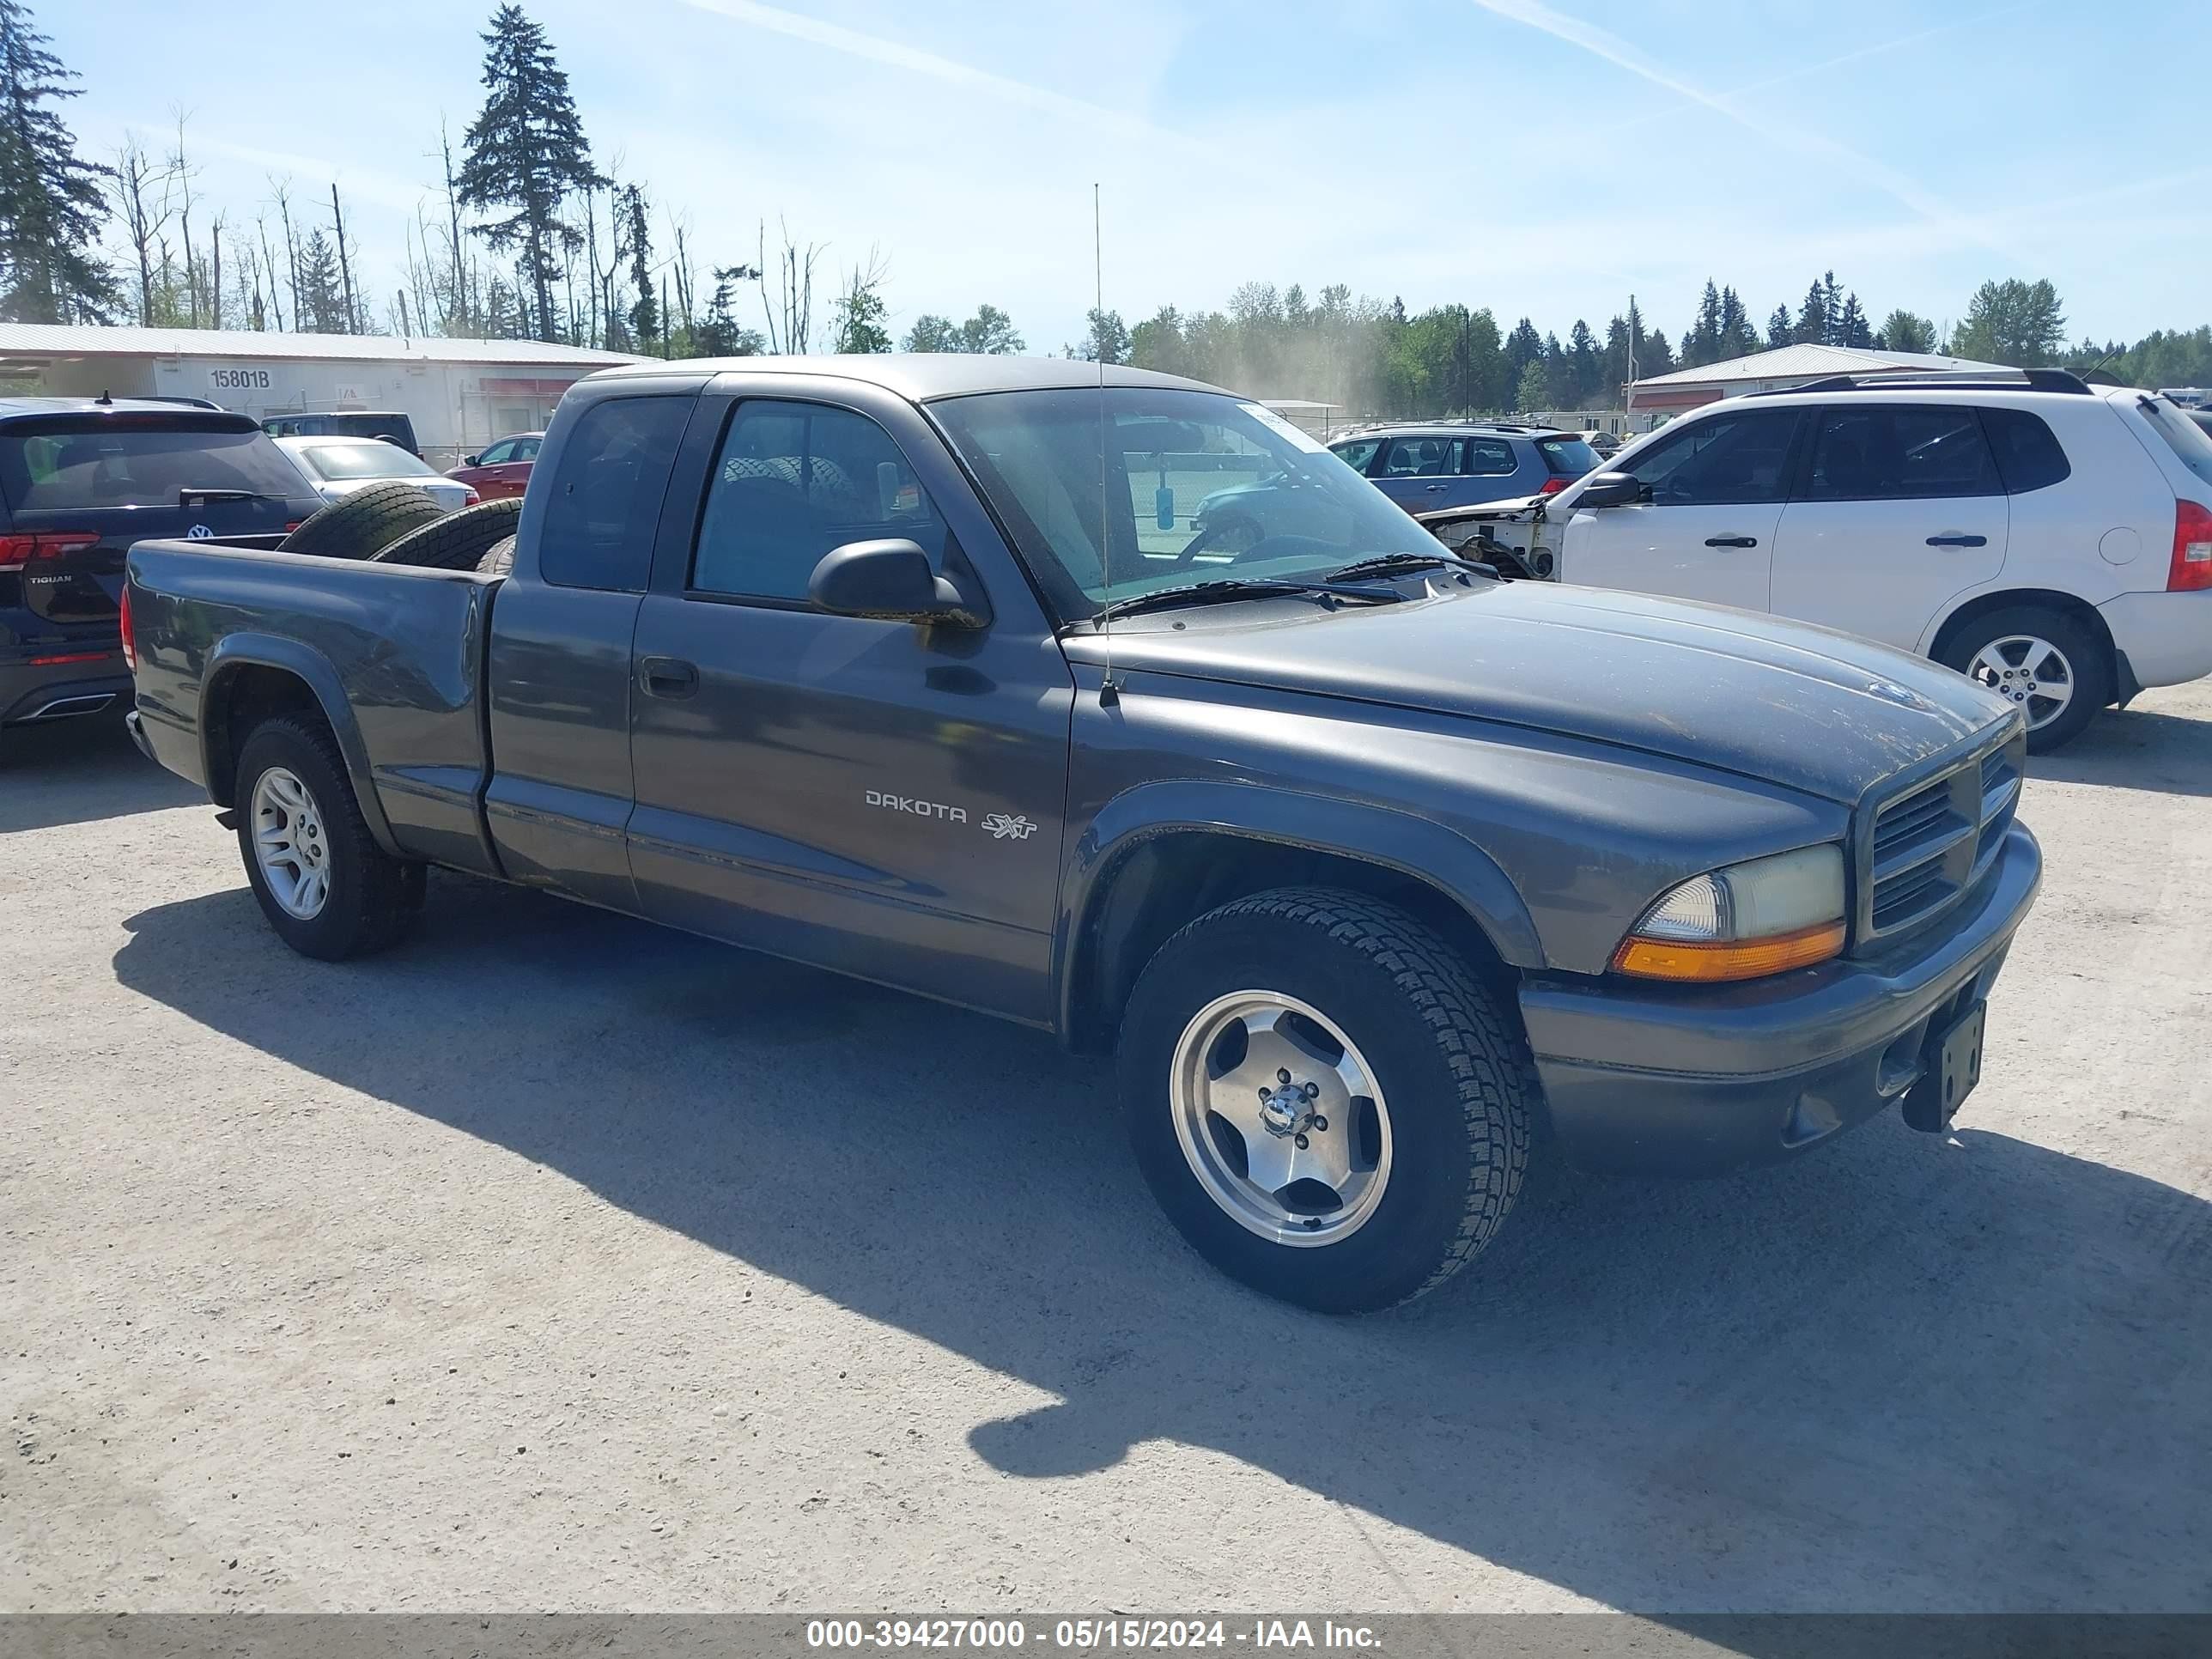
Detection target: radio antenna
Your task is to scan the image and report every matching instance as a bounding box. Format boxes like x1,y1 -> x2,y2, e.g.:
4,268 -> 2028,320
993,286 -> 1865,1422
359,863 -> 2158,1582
1095,181 -> 1120,708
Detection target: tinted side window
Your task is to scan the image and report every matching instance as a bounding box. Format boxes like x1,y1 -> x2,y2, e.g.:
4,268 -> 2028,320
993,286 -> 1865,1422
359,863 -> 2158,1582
692,399 -> 947,603
1381,435 -> 1459,477
1462,438 -> 1516,476
1330,437 -> 1382,473
1804,406 -> 2000,501
477,440 -> 514,465
1622,410 -> 1798,506
538,395 -> 691,592
512,436 -> 542,462
1980,407 -> 2070,493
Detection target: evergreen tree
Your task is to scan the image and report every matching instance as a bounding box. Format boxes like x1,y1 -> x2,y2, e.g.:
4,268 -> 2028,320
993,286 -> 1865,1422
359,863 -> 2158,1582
1836,292 -> 1873,349
1794,276 -> 1833,345
694,265 -> 764,356
1565,319 -> 1598,406
1950,278 -> 2067,366
1875,309 -> 1937,355
0,0 -> 114,323
1682,279 -> 1723,368
623,185 -> 656,351
1717,286 -> 1756,359
1767,305 -> 1793,350
1515,358 -> 1549,414
1641,328 -> 1676,377
1504,316 -> 1543,387
293,228 -> 347,332
458,4 -> 605,342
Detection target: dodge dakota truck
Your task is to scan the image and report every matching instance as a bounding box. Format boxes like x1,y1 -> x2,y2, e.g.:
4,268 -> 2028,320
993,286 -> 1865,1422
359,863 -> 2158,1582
123,356 -> 2043,1313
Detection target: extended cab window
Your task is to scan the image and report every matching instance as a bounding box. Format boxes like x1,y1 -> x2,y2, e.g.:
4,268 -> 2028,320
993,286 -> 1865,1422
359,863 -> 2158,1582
691,399 -> 946,603
1621,409 -> 1797,506
1803,407 -> 2000,501
538,395 -> 691,592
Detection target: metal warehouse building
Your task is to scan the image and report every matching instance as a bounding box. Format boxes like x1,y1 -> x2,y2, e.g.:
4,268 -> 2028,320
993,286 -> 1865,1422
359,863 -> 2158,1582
0,324 -> 642,466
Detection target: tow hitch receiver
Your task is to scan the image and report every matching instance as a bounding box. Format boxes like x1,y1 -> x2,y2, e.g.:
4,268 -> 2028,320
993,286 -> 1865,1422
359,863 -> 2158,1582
1904,1000 -> 1986,1132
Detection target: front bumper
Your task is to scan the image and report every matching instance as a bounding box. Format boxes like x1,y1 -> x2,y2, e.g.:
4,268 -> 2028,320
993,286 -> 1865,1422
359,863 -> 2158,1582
1519,823 -> 2042,1176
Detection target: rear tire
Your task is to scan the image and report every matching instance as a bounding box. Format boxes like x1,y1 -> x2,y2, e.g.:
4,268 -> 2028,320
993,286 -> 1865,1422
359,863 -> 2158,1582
234,714 -> 423,961
1939,605 -> 2107,753
370,497 -> 525,570
279,481 -> 447,562
1118,887 -> 1532,1313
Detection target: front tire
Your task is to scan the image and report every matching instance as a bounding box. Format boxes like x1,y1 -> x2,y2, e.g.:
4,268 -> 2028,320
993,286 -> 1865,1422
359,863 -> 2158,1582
1939,605 -> 2107,752
234,714 -> 423,961
1119,888 -> 1532,1313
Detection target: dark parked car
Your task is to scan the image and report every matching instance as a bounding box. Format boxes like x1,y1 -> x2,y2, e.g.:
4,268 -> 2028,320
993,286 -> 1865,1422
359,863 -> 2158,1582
123,356 -> 2039,1313
445,430 -> 542,500
1,398 -> 321,743
261,410 -> 422,457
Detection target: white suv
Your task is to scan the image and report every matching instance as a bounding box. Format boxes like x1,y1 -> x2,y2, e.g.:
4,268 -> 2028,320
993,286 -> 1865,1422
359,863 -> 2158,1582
1438,370 -> 2212,750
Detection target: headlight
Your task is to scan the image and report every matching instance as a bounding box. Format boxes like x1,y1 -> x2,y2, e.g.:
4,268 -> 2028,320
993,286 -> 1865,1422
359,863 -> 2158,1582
1611,844 -> 1846,982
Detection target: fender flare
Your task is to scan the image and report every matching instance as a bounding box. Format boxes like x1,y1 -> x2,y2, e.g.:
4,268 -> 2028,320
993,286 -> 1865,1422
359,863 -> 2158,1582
1055,779 -> 1547,1037
200,634 -> 404,859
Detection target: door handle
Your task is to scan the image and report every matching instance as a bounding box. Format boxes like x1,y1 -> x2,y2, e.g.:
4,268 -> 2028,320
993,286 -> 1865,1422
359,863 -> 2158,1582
1703,535 -> 1759,548
1926,533 -> 1988,547
639,656 -> 698,699
1424,483 -> 1449,491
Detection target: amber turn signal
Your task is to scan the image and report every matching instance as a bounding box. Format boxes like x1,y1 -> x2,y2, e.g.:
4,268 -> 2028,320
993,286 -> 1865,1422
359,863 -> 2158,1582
1611,920 -> 1847,983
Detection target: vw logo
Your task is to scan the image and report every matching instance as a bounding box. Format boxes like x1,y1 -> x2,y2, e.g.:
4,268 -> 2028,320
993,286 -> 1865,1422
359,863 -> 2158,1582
186,523 -> 213,539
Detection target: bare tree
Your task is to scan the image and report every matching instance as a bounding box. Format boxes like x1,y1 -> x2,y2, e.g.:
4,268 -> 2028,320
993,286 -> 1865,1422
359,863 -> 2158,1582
329,184 -> 359,332
108,136 -> 176,325
254,214 -> 285,331
271,179 -> 301,334
757,218 -> 819,355
169,111 -> 200,325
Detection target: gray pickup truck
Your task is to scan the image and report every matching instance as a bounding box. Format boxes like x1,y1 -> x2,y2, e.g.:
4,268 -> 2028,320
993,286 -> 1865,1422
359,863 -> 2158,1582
122,356 -> 2043,1313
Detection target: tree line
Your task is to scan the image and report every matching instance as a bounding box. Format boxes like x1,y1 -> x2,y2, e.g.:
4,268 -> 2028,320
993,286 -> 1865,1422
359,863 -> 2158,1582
2,0 -> 2209,412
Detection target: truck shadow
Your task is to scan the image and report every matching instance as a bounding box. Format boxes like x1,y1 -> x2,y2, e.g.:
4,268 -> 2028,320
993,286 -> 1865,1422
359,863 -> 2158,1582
2041,704 -> 2212,798
0,714 -> 201,832
112,878 -> 2209,1615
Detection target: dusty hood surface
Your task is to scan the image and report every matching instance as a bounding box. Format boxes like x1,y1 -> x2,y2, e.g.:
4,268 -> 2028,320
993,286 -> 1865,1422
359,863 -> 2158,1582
1073,580 -> 2012,805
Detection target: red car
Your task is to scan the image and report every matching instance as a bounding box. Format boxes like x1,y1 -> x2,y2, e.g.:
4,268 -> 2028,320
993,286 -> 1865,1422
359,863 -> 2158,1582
446,431 -> 542,500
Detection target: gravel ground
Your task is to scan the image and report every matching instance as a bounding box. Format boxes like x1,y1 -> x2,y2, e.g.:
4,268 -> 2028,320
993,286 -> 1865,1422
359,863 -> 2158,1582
3,690 -> 2208,1613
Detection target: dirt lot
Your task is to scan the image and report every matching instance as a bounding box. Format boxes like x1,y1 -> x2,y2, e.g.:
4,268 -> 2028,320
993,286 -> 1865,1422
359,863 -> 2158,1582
3,689 -> 2208,1613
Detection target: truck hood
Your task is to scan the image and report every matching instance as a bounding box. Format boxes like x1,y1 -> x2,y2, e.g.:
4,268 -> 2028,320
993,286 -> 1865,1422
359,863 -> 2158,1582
1072,580 -> 2011,805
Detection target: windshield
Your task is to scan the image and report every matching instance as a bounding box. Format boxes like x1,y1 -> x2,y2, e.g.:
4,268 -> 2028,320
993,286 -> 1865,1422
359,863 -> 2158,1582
930,388 -> 1442,621
0,420 -> 308,509
299,440 -> 436,480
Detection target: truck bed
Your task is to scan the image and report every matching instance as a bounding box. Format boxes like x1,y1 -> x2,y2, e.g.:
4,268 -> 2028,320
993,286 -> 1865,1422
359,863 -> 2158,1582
126,538 -> 503,878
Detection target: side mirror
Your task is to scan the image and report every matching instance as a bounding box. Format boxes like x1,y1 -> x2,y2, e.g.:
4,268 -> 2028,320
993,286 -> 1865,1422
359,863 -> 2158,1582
1576,471 -> 1643,508
809,538 -> 981,625
463,454 -> 480,467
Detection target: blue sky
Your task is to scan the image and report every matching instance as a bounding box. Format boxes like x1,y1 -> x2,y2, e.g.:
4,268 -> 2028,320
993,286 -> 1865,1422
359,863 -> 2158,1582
44,0 -> 2212,358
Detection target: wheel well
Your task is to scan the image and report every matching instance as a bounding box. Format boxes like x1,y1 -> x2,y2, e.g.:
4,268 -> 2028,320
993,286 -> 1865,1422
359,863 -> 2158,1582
1929,588 -> 2117,681
1065,832 -> 1516,1056
203,665 -> 331,806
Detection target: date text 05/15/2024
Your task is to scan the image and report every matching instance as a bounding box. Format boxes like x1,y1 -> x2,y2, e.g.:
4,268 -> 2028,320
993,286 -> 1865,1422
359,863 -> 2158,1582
805,1621 -> 1382,1651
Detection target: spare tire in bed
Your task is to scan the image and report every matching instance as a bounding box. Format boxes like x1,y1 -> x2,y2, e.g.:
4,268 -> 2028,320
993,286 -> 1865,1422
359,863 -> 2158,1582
369,497 -> 526,571
278,481 -> 448,561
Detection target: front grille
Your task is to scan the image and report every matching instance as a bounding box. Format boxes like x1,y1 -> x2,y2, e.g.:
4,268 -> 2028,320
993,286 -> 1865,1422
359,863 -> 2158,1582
1861,726 -> 2026,945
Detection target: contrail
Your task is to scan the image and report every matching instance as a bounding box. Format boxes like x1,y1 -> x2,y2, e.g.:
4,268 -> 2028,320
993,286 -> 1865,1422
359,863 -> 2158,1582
1467,0 -> 2012,256
675,0 -> 1175,145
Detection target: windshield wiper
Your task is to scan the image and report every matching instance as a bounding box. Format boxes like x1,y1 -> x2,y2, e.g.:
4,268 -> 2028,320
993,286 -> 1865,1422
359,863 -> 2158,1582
178,487 -> 285,505
1324,550 -> 1491,583
1090,576 -> 1406,625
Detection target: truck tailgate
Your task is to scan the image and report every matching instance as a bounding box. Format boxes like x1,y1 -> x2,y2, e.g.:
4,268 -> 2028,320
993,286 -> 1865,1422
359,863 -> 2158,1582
127,539 -> 501,878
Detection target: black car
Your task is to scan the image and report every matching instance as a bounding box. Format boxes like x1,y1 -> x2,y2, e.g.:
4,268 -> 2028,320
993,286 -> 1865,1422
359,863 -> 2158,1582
1,399 -> 323,743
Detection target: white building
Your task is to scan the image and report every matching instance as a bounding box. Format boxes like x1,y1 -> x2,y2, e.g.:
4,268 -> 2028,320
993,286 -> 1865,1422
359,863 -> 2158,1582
0,323 -> 643,465
1627,343 -> 2011,423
